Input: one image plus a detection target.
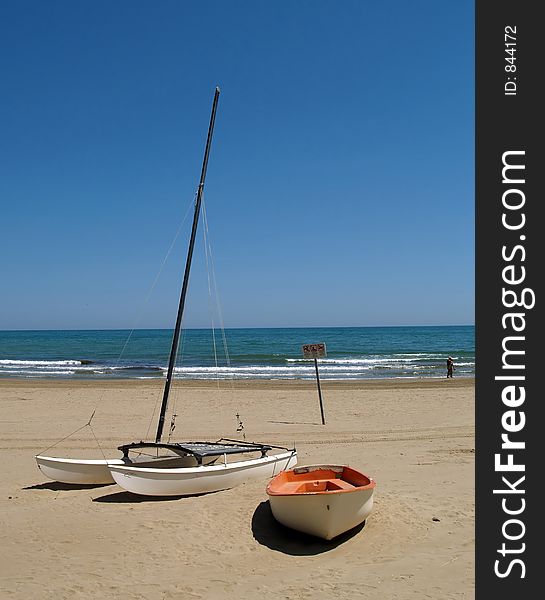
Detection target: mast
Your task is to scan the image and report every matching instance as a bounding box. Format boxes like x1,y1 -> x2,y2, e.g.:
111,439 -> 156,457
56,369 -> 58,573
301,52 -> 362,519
155,86 -> 220,443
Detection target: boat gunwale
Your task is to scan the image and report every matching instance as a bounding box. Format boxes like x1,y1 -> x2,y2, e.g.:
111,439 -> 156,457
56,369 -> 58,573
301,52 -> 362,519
108,449 -> 297,476
35,455 -> 125,466
266,464 -> 376,496
117,438 -> 291,459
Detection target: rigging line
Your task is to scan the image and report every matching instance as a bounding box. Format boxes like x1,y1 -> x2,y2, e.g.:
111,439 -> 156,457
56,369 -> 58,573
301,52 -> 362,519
144,383 -> 163,441
86,410 -> 96,427
143,329 -> 184,441
39,190 -> 195,452
196,196 -> 223,428
202,198 -> 224,432
85,191 -> 198,432
202,201 -> 234,387
112,191 -> 198,427
167,307 -> 191,443
166,328 -> 186,443
202,201 -> 232,433
88,423 -> 107,460
202,197 -> 220,389
38,422 -> 92,455
165,306 -> 194,443
105,190 -> 195,443
165,194 -> 223,441
203,221 -> 231,366
113,192 -> 197,368
148,307 -> 188,443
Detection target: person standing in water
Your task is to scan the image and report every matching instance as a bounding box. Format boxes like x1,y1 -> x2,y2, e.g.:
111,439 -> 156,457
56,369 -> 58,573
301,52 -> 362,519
446,356 -> 455,378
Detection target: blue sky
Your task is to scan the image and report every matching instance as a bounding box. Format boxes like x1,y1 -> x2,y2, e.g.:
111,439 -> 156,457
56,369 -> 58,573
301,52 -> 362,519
0,1 -> 474,330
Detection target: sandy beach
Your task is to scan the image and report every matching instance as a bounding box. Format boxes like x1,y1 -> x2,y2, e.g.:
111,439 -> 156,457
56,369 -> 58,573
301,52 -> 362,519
0,377 -> 474,599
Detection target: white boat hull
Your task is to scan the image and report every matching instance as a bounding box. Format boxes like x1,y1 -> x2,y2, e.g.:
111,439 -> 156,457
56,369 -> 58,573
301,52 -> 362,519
267,464 -> 375,540
268,485 -> 374,540
35,456 -> 125,485
109,450 -> 298,496
35,453 -> 220,485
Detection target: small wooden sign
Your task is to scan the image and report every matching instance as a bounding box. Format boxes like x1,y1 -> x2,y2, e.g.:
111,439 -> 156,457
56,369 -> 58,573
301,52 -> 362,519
301,342 -> 327,424
302,343 -> 327,359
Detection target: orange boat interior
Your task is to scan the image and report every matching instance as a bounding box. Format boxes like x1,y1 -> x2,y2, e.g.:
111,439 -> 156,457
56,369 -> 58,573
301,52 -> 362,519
267,466 -> 375,495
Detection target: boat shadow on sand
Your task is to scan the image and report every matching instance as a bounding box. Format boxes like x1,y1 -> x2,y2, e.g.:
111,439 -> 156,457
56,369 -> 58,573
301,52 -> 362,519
92,489 -> 223,503
24,481 -> 113,491
251,500 -> 365,556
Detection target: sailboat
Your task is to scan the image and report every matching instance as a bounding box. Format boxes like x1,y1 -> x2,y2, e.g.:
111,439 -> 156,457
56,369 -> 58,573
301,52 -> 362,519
36,87 -> 297,494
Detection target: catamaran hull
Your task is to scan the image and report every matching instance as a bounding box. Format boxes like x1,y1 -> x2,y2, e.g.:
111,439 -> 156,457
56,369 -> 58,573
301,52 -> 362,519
35,456 -> 125,485
108,450 -> 298,496
35,454 -> 219,485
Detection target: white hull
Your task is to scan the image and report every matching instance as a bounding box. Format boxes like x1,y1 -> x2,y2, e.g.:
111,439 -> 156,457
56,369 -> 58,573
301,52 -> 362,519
268,485 -> 374,540
109,450 -> 298,496
35,456 -> 124,485
267,464 -> 375,540
35,454 -> 219,485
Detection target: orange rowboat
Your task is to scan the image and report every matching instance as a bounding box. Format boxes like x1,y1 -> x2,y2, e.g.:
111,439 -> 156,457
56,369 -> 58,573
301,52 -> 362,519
266,465 -> 375,540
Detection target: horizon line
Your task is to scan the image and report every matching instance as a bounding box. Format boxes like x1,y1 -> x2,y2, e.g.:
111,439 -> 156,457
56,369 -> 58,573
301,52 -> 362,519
0,323 -> 475,333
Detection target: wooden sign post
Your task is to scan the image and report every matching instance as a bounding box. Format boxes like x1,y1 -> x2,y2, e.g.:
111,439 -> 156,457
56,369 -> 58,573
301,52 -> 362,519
302,343 -> 327,425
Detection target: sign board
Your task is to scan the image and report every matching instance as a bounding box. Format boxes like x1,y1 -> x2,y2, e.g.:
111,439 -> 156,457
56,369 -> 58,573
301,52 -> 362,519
302,343 -> 327,359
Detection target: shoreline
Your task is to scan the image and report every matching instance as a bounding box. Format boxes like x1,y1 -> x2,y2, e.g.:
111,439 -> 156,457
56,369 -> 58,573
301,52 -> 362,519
0,376 -> 474,391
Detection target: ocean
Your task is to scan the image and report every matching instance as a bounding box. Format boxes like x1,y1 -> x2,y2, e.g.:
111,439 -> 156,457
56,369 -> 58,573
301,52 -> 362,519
0,326 -> 474,381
